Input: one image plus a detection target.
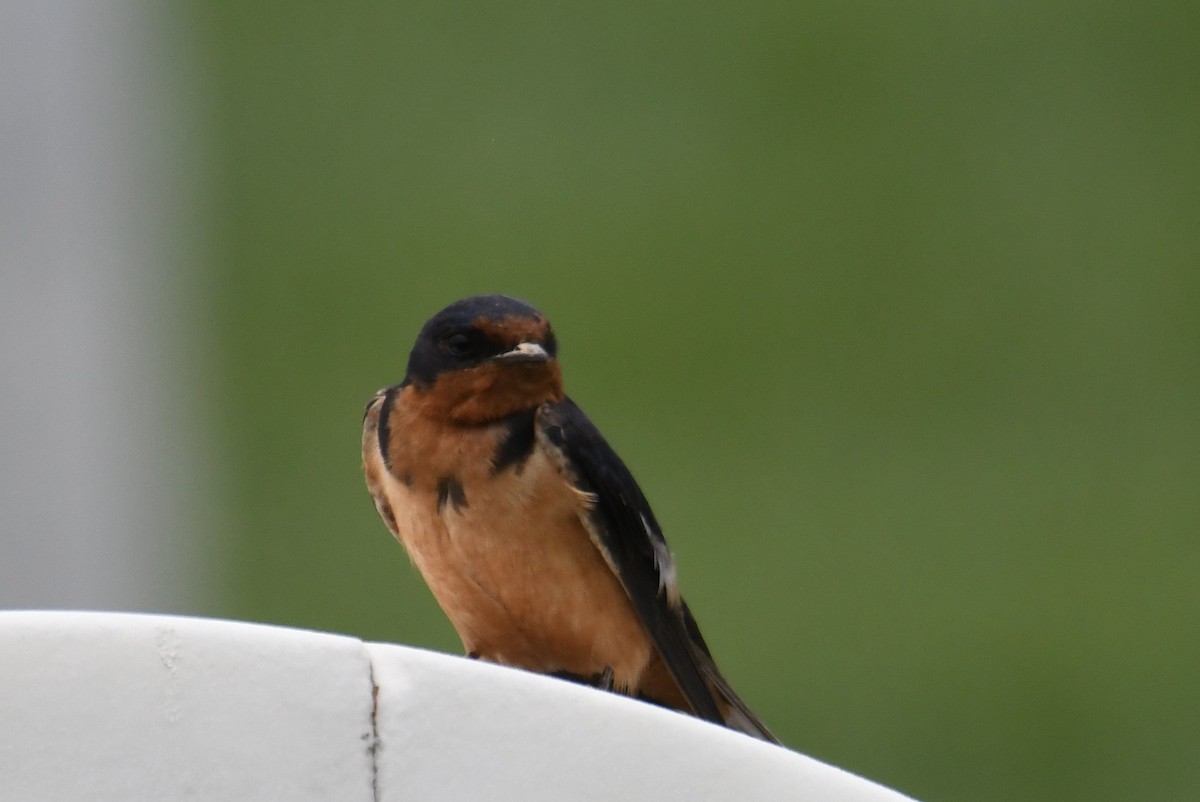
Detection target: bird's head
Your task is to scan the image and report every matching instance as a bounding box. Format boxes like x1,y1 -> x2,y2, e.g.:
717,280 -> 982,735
403,295 -> 564,424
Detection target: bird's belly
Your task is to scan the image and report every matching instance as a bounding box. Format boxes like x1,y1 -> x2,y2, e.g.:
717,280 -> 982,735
393,451 -> 653,689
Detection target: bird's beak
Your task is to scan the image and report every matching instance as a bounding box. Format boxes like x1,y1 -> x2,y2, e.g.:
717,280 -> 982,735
492,342 -> 551,364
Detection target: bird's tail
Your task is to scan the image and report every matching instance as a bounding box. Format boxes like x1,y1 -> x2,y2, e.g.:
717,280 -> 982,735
702,659 -> 780,743
677,601 -> 780,744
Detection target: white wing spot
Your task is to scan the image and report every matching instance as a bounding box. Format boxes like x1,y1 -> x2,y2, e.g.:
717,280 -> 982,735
644,514 -> 680,607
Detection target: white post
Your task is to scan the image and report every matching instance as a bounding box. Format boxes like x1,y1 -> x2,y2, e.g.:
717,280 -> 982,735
0,611 -> 917,802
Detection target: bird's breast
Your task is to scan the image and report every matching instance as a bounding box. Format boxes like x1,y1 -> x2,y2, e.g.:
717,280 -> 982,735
363,394 -> 653,688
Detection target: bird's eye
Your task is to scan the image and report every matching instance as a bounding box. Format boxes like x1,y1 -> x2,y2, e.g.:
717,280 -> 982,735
445,332 -> 474,358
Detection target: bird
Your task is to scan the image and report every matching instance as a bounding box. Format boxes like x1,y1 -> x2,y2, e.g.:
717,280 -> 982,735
362,294 -> 778,743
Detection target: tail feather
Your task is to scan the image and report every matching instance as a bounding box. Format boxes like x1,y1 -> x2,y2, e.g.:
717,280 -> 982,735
679,600 -> 780,744
703,657 -> 779,743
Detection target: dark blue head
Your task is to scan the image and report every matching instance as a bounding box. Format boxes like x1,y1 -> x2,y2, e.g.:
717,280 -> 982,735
404,295 -> 559,388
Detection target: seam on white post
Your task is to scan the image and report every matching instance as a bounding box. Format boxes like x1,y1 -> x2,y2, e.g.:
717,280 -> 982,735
366,645 -> 383,802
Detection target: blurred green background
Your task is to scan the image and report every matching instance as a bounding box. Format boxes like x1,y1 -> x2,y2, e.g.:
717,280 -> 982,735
193,2 -> 1198,799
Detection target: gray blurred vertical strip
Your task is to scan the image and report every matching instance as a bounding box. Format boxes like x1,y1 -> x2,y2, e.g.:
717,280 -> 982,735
0,3 -> 213,610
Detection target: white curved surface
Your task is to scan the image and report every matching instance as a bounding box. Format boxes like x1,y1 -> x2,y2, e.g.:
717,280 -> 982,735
0,611 -> 915,801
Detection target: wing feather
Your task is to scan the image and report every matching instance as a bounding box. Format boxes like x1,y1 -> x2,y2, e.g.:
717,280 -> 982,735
536,398 -> 727,727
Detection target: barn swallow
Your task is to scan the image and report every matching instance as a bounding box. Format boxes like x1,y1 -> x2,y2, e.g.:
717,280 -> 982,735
362,294 -> 777,743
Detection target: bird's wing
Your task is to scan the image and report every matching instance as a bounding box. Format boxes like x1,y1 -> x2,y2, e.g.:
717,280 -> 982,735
537,397 -> 775,741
